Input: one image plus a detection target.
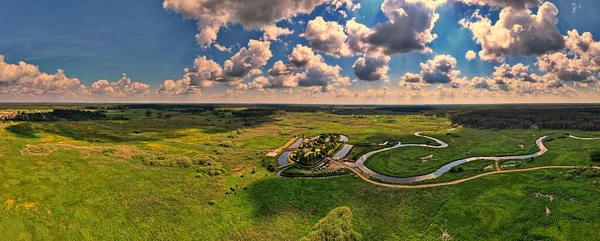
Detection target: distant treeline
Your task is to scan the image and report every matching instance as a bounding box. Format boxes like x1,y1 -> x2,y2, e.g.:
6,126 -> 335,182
9,109 -> 106,121
450,108 -> 600,131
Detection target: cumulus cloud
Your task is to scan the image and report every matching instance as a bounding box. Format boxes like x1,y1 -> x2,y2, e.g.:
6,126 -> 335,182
345,18 -> 371,53
0,54 -> 81,96
318,0 -> 441,56
360,0 -> 440,55
397,55 -> 463,90
471,63 -> 571,95
163,0 -> 350,46
262,25 -> 294,41
301,17 -> 352,57
160,40 -> 273,94
158,56 -> 222,95
297,60 -> 349,88
222,40 -> 272,84
352,53 -> 390,81
214,44 -> 232,53
288,44 -> 324,68
537,30 -> 600,83
420,55 -> 460,84
246,45 -> 349,91
400,72 -> 421,83
465,50 -> 477,61
90,73 -> 150,98
457,0 -> 540,9
459,2 -> 564,62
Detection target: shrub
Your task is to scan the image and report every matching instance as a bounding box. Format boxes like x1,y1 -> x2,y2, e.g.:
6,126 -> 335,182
303,206 -> 362,241
101,148 -> 117,155
589,150 -> 600,162
137,154 -> 200,168
197,166 -> 225,176
195,154 -> 218,166
542,174 -> 555,181
218,141 -> 234,148
450,166 -> 464,173
563,174 -> 573,180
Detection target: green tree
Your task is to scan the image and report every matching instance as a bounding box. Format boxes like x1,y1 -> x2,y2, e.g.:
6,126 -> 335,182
145,110 -> 153,117
590,150 -> 600,162
303,206 -> 362,241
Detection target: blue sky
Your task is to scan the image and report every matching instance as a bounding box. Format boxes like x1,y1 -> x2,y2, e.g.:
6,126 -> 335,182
1,0 -> 600,103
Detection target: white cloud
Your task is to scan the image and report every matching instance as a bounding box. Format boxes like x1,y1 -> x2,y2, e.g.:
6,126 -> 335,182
246,45 -> 349,90
262,25 -> 294,41
459,2 -> 564,62
537,30 -> 600,83
0,54 -> 81,96
301,17 -> 352,57
163,0 -> 348,47
288,44 -> 324,68
90,73 -> 150,98
457,0 -> 540,9
214,44 -> 232,53
222,40 -> 272,85
465,50 -> 477,61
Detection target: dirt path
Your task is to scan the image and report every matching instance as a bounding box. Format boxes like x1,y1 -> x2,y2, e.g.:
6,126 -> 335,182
347,131 -> 550,183
339,162 -> 600,189
281,130 -> 600,188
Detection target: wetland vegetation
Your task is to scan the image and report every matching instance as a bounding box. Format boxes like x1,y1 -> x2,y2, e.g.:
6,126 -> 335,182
1,104 -> 599,240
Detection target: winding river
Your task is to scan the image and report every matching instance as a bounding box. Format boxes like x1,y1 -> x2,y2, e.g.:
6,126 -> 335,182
278,130 -> 598,184
345,132 -> 549,183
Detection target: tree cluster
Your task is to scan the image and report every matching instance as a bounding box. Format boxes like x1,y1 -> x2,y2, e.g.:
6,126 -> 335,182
303,206 -> 362,241
292,134 -> 341,167
9,109 -> 106,122
450,107 -> 600,131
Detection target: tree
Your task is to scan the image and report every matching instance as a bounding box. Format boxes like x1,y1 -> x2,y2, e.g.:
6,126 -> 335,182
145,111 -> 153,117
303,206 -> 362,241
590,150 -> 600,162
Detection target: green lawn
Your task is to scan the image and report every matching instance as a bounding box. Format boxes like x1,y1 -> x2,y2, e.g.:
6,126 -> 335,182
1,109 -> 600,240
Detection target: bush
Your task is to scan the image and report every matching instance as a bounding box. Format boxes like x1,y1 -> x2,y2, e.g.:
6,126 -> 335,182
218,141 -> 234,148
137,154 -> 213,168
197,166 -> 225,176
589,150 -> 600,162
564,167 -> 600,179
101,148 -> 117,155
563,174 -> 573,180
261,158 -> 277,172
195,154 -> 218,166
303,206 -> 362,241
450,166 -> 464,173
542,174 -> 555,181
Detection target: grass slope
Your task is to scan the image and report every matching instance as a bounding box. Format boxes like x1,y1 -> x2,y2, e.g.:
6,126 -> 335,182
1,109 -> 599,240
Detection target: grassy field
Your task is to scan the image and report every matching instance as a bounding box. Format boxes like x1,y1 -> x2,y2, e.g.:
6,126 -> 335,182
1,107 -> 600,240
502,134 -> 600,170
364,128 -> 554,178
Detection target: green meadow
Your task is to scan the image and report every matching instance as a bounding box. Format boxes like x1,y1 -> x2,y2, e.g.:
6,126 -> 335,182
1,106 -> 599,240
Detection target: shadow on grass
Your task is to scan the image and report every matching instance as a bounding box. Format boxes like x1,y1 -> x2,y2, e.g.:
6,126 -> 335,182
6,123 -> 39,138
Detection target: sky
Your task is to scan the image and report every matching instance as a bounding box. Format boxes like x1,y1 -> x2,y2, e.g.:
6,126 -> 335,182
1,0 -> 600,104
